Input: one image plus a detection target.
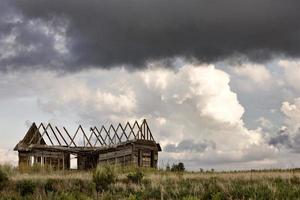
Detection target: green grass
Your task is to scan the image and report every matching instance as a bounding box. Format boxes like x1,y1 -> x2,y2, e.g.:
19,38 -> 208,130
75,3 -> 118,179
1,165 -> 300,199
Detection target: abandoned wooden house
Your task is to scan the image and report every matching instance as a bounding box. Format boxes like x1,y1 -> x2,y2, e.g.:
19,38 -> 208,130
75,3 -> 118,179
14,119 -> 161,170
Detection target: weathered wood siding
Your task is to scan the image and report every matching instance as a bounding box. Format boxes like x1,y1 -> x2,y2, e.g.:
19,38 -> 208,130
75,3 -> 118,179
77,153 -> 98,170
97,140 -> 159,168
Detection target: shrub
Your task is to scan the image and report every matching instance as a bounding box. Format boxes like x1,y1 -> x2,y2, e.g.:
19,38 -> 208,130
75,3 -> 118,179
143,186 -> 161,199
45,179 -> 59,194
127,194 -> 138,200
50,192 -> 93,200
92,165 -> 116,194
212,192 -> 226,200
0,168 -> 9,190
0,164 -> 14,176
182,196 -> 199,200
166,163 -> 171,171
127,170 -> 144,184
171,162 -> 185,172
16,180 -> 36,196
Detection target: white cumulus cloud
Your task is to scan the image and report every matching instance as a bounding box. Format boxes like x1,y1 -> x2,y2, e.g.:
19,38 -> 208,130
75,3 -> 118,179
0,62 -> 278,169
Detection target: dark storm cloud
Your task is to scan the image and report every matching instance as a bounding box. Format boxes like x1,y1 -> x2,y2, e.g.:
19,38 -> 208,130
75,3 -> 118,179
2,0 -> 300,70
269,128 -> 300,153
0,0 -> 67,72
269,134 -> 290,148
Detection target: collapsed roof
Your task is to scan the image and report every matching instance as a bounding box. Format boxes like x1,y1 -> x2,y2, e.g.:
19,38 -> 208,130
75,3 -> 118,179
14,119 -> 161,153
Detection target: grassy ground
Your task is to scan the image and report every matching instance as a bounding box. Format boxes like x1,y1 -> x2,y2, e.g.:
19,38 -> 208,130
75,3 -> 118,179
1,164 -> 300,200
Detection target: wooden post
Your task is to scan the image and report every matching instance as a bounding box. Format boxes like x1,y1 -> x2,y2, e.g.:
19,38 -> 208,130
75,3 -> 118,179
131,144 -> 134,166
151,150 -> 154,168
138,149 -> 143,167
63,155 -> 65,170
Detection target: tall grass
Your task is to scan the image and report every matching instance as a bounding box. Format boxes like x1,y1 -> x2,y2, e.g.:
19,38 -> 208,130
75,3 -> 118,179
1,164 -> 300,199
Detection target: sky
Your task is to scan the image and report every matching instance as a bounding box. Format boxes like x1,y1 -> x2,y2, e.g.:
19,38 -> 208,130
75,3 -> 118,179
1,0 -> 300,170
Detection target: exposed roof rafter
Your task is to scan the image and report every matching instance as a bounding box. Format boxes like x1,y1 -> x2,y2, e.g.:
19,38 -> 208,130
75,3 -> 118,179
16,119 -> 156,150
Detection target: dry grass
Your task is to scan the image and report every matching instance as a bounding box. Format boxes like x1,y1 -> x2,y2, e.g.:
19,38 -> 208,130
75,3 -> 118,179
11,170 -> 93,181
11,168 -> 300,181
2,165 -> 300,199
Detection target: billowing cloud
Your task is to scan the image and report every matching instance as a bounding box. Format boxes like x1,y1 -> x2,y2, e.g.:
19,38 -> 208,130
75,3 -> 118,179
231,63 -> 272,91
1,0 -> 300,71
164,139 -> 216,153
269,98 -> 300,152
281,98 -> 300,133
279,60 -> 300,91
2,0 -> 300,170
0,62 -> 277,169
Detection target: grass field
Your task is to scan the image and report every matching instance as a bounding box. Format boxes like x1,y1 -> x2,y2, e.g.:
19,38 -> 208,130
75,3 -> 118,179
1,164 -> 300,200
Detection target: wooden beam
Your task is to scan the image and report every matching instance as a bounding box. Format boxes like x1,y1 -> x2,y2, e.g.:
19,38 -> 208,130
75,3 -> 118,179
63,127 -> 77,147
37,123 -> 53,145
94,127 -> 106,146
119,123 -> 129,141
109,124 -> 121,144
79,125 -> 93,147
55,126 -> 69,146
90,127 -> 104,147
145,121 -> 155,141
133,121 -> 143,139
124,122 -> 136,139
143,119 -> 149,140
28,123 -> 43,145
41,123 -> 54,145
87,131 -> 93,146
70,126 -> 80,146
49,124 -> 61,146
102,126 -> 114,145
142,120 -> 146,140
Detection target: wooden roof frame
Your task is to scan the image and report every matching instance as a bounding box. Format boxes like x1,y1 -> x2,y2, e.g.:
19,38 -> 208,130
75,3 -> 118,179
14,119 -> 159,150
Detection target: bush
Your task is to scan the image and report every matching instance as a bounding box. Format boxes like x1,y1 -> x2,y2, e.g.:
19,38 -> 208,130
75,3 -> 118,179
0,164 -> 14,176
49,192 -> 93,200
171,162 -> 185,172
182,196 -> 199,200
92,165 -> 116,194
0,168 -> 9,190
166,163 -> 171,171
16,180 -> 36,196
45,179 -> 59,194
127,170 -> 144,184
127,194 -> 138,200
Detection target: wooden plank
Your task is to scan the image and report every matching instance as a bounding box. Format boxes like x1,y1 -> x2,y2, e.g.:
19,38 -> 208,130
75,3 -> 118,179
99,148 -> 132,161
